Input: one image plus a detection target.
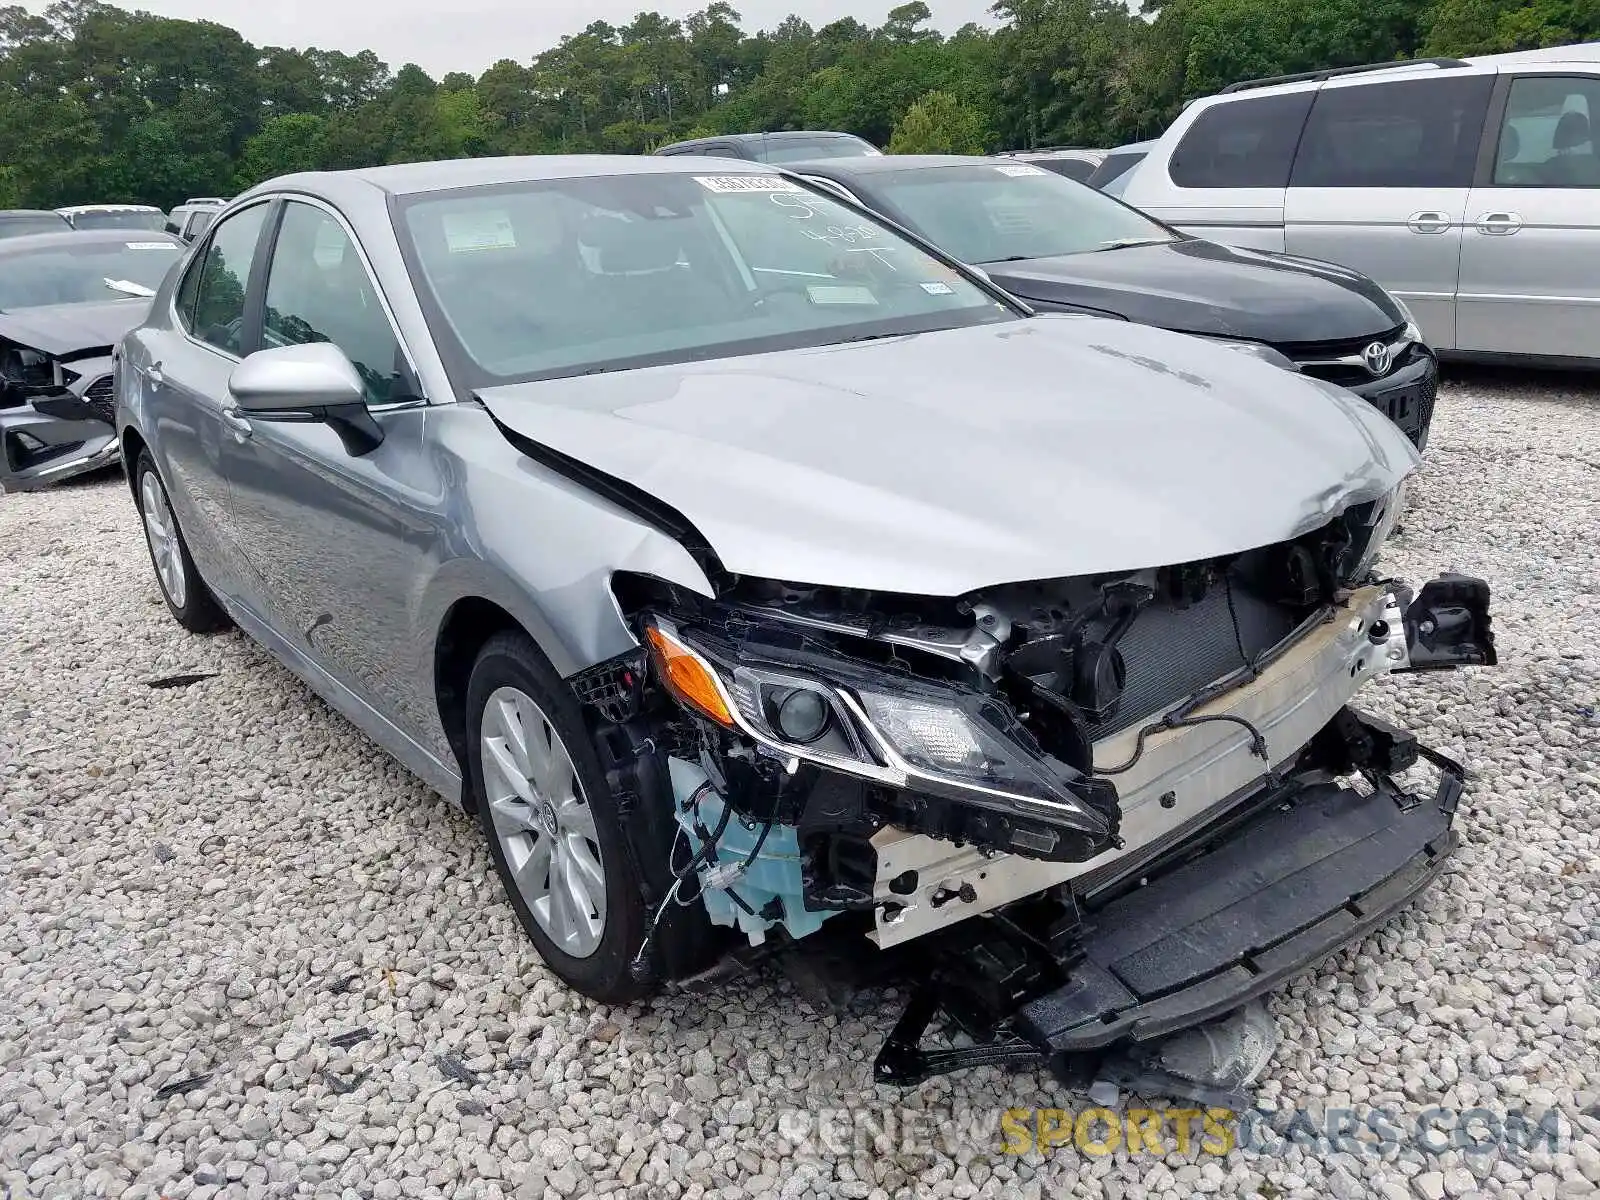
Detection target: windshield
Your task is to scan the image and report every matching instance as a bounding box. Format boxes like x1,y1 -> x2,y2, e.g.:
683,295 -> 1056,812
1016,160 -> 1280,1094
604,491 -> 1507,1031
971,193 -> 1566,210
760,137 -> 880,164
397,172 -> 1012,385
71,210 -> 167,232
1026,157 -> 1098,182
1087,150 -> 1146,190
0,239 -> 183,309
0,214 -> 71,240
867,162 -> 1175,264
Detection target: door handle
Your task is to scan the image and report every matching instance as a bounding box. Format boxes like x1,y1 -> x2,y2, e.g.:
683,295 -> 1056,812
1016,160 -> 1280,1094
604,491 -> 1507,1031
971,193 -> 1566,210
220,405 -> 253,438
1407,211 -> 1451,234
1475,211 -> 1523,235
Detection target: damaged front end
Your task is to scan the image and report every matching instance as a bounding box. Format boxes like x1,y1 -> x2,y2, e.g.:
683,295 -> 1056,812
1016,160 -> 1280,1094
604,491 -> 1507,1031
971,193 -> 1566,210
0,332 -> 121,491
580,484 -> 1494,1096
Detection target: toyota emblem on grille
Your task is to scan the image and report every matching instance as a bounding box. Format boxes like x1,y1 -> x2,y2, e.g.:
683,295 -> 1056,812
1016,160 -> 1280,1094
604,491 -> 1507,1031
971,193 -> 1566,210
1363,341 -> 1394,377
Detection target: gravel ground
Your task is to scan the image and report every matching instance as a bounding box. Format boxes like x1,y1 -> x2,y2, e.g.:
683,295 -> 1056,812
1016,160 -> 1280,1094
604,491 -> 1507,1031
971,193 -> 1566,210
2,370 -> 1598,1200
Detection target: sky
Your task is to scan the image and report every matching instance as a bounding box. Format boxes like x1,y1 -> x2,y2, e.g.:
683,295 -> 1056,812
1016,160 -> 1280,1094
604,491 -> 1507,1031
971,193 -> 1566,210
20,1 -> 999,79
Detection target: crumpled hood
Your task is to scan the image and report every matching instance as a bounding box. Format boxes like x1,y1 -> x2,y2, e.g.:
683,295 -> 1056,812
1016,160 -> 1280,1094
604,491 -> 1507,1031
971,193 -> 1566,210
0,298 -> 152,357
479,316 -> 1419,597
990,240 -> 1406,344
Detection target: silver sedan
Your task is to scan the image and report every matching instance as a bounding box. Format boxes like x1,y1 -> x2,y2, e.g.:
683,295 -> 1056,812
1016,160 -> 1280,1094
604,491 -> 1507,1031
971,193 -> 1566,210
116,156 -> 1494,1094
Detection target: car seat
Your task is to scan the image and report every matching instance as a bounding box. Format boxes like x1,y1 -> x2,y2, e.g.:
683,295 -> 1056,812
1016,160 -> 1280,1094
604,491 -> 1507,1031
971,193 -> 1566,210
1543,110 -> 1599,184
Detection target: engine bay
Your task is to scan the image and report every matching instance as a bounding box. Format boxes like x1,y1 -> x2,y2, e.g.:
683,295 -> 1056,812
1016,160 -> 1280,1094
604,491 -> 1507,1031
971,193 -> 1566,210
575,489 -> 1435,960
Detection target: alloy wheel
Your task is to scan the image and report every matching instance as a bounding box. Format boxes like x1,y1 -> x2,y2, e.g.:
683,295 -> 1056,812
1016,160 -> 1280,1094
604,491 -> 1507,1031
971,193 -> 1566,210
480,685 -> 607,957
139,469 -> 187,610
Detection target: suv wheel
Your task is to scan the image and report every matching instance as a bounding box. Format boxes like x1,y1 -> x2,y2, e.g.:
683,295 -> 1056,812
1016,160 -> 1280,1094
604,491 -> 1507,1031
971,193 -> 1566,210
135,452 -> 230,633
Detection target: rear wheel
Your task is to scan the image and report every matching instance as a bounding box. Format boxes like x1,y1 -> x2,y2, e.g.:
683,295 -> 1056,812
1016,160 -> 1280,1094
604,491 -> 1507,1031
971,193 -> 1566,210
135,451 -> 230,633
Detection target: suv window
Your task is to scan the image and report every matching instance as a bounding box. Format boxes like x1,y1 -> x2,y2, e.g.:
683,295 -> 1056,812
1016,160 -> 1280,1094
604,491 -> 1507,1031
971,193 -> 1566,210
184,203 -> 270,354
262,201 -> 404,403
1291,76 -> 1493,188
1494,74 -> 1600,187
1169,92 -> 1314,188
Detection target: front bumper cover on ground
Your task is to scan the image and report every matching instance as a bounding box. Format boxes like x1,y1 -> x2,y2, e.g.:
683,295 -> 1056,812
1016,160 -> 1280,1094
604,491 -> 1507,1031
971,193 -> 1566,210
873,734 -> 1466,1093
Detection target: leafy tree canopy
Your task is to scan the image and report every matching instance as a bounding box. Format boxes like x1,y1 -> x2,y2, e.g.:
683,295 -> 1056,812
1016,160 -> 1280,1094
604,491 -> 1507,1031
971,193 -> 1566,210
0,0 -> 1594,208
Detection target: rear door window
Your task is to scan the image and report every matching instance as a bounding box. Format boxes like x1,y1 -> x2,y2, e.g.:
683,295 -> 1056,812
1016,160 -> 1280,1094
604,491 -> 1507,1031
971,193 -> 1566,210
1290,76 -> 1494,188
1168,92 -> 1315,188
1493,74 -> 1600,186
184,204 -> 271,354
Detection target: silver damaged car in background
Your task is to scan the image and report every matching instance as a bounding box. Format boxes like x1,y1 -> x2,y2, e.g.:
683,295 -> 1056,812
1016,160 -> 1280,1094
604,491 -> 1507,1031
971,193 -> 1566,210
115,157 -> 1497,1101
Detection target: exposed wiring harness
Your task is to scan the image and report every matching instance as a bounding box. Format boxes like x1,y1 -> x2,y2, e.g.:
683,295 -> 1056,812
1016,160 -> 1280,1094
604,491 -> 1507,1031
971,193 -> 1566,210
1098,710 -> 1273,777
630,777 -> 780,980
1098,572 -> 1283,781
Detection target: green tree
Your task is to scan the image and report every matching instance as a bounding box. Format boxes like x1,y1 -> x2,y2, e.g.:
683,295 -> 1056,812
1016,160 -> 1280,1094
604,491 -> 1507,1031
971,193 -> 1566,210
1426,0 -> 1600,53
235,112 -> 327,187
1,0 -> 1597,210
888,89 -> 985,153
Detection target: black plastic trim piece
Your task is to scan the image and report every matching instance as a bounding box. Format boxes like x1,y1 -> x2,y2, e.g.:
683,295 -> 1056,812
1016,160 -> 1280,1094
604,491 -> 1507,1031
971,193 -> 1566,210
872,740 -> 1466,1087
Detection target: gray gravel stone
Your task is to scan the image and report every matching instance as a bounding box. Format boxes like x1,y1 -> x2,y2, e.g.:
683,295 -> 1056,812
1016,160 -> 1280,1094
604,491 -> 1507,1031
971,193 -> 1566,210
1,373 -> 1596,1198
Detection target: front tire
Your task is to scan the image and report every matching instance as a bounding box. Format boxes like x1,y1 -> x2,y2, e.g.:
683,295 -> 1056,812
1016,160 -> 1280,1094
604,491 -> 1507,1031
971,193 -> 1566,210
466,632 -> 667,1004
134,451 -> 230,634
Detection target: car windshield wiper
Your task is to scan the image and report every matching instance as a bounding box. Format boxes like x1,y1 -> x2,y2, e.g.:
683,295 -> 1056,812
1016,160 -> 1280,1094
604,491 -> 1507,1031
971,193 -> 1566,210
103,277 -> 156,297
1092,237 -> 1172,252
839,331 -> 907,344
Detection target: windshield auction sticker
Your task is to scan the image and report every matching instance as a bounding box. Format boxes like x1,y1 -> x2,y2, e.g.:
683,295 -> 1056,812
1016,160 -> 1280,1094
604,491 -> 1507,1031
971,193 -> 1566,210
994,163 -> 1049,177
441,210 -> 517,253
125,241 -> 179,250
693,176 -> 803,193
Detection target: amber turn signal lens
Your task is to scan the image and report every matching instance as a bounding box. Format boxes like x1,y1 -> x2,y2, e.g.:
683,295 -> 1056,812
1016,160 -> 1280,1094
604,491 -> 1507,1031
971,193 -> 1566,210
644,626 -> 736,728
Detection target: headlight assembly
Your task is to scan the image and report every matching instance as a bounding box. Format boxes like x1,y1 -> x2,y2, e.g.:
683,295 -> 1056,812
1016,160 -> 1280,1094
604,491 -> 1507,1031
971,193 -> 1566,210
641,617 -> 1112,839
1388,295 -> 1424,346
1354,482 -> 1409,577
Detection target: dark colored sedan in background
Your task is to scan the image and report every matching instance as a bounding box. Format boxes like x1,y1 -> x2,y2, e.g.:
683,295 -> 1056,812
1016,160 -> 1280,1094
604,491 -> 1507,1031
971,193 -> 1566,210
792,155 -> 1439,449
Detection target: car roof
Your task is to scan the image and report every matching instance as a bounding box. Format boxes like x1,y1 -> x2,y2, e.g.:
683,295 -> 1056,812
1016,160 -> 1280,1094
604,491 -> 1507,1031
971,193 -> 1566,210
243,154 -> 790,203
1187,44 -> 1600,110
1001,148 -> 1105,159
1465,41 -> 1600,67
58,204 -> 163,215
0,228 -> 184,257
0,209 -> 69,219
664,130 -> 866,149
786,154 -> 1002,178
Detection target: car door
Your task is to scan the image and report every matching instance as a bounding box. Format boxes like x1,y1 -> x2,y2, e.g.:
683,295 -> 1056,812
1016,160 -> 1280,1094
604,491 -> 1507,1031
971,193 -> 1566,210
134,200 -> 274,598
1129,88 -> 1315,251
1457,69 -> 1600,359
217,196 -> 435,728
1284,71 -> 1496,351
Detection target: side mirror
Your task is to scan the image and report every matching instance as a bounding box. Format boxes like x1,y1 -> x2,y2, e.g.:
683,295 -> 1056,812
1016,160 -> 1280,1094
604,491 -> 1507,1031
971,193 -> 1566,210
230,342 -> 366,413
228,342 -> 383,455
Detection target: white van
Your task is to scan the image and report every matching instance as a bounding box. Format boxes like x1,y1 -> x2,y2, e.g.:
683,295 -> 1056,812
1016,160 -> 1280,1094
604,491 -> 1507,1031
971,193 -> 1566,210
1121,45 -> 1600,365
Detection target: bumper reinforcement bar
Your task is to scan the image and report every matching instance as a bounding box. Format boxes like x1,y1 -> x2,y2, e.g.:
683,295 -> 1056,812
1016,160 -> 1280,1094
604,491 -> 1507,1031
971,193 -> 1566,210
874,747 -> 1465,1095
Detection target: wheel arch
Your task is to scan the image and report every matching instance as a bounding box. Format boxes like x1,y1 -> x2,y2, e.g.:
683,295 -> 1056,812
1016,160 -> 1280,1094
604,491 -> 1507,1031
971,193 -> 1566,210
120,424 -> 149,500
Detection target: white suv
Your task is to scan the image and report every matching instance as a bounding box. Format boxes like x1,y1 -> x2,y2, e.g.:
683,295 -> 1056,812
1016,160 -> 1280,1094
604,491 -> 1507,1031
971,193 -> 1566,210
1121,44 -> 1600,365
